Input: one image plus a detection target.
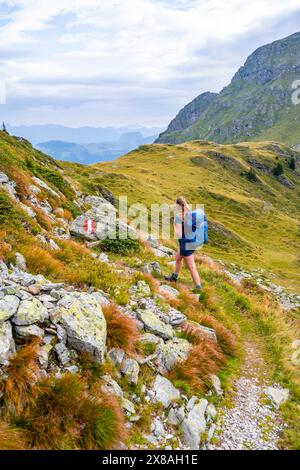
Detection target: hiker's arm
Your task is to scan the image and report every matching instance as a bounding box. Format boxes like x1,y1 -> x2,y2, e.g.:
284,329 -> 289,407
174,222 -> 182,238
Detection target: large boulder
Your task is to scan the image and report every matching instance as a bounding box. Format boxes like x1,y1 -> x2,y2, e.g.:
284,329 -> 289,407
157,337 -> 191,371
57,292 -> 107,363
181,399 -> 208,449
12,298 -> 48,325
69,196 -> 135,241
0,321 -> 16,364
152,374 -> 180,408
0,295 -> 20,322
137,309 -> 174,339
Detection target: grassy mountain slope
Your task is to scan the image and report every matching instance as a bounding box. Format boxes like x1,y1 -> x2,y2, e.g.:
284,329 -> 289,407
63,140 -> 300,291
0,131 -> 299,449
156,32 -> 300,146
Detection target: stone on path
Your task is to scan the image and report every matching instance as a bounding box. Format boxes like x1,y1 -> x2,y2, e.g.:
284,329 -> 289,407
181,399 -> 208,449
152,375 -> 180,408
264,386 -> 289,409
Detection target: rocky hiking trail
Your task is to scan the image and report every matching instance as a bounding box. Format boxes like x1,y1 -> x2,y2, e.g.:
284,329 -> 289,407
210,340 -> 286,450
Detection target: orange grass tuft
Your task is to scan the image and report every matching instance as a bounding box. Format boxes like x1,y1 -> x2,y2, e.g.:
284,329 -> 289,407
170,340 -> 225,392
21,245 -> 64,278
102,303 -> 140,354
200,314 -> 237,357
0,338 -> 41,416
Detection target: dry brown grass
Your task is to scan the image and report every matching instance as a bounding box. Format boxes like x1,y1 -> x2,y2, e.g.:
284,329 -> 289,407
0,338 -> 41,416
180,320 -> 211,345
34,207 -> 53,230
62,208 -> 72,222
48,196 -> 60,211
199,314 -> 237,357
170,340 -> 226,392
7,166 -> 31,200
133,271 -> 160,294
0,230 -> 11,260
102,303 -> 140,354
21,245 -> 64,278
0,420 -> 26,450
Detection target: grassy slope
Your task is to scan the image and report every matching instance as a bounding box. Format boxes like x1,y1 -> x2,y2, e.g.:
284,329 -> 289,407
63,140 -> 300,291
0,131 -> 299,448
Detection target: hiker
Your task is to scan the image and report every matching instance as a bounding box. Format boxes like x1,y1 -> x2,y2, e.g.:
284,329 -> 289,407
164,196 -> 205,291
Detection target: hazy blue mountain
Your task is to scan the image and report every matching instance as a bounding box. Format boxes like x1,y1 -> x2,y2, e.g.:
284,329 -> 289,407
7,124 -> 163,145
35,132 -> 158,164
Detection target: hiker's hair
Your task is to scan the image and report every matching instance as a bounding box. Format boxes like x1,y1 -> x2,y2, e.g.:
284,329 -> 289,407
176,196 -> 189,209
176,196 -> 190,218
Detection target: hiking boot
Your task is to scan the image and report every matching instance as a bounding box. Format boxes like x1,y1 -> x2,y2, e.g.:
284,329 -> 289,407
191,284 -> 202,294
164,273 -> 178,283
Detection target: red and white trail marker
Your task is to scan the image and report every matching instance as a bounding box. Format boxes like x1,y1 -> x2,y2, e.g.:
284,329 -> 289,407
83,219 -> 97,235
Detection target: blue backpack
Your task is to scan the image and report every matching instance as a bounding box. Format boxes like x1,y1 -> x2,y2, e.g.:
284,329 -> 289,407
184,209 -> 208,249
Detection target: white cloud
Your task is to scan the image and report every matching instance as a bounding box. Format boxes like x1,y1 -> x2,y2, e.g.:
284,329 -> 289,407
1,0 -> 300,126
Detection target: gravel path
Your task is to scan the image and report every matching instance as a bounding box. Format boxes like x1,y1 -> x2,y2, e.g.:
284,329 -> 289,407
209,342 -> 284,450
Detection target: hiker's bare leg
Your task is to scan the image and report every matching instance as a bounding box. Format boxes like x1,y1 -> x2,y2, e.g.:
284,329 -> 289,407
184,254 -> 201,286
175,251 -> 183,275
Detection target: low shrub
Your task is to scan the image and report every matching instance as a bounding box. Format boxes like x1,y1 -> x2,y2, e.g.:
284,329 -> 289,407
100,233 -> 141,255
0,190 -> 21,227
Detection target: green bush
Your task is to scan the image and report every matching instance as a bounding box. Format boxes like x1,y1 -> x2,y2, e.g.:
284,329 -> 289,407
288,157 -> 296,170
245,168 -> 258,182
99,233 -> 140,255
273,162 -> 284,176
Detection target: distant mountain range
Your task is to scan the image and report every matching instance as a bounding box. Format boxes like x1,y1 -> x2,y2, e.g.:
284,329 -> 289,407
35,132 -> 158,164
156,32 -> 300,147
5,124 -> 163,164
7,124 -> 163,145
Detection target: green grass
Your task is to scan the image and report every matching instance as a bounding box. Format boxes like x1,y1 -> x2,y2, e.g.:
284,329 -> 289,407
62,139 -> 300,290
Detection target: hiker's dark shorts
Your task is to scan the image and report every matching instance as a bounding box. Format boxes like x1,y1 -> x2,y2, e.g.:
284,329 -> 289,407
179,240 -> 195,257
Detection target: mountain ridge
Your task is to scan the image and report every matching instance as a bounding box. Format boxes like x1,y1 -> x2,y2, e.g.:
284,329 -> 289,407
156,32 -> 300,146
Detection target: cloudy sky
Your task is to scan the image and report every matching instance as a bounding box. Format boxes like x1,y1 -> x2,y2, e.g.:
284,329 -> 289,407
0,0 -> 300,128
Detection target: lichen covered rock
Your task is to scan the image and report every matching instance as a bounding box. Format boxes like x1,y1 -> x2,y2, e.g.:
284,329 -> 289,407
157,337 -> 191,371
57,292 -> 107,363
12,298 -> 48,325
0,321 -> 16,364
0,295 -> 20,322
152,374 -> 180,408
181,399 -> 208,449
137,309 -> 173,339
